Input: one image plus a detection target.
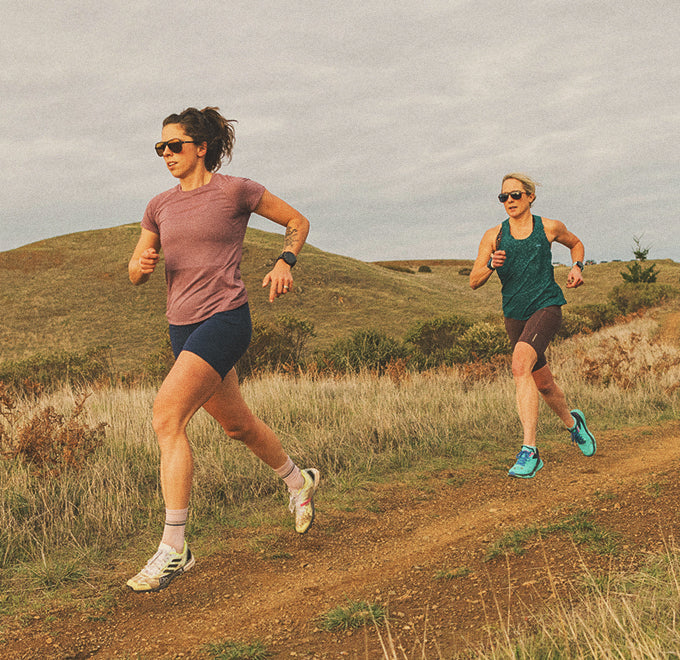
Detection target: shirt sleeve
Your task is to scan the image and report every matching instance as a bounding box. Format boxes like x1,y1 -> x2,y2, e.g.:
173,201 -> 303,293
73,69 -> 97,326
141,198 -> 160,234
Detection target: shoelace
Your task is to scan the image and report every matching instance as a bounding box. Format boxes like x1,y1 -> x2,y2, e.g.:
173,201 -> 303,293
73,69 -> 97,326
141,547 -> 174,576
514,449 -> 532,465
570,424 -> 584,445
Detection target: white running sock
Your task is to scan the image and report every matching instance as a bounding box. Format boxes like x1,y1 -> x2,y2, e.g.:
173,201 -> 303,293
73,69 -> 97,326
274,456 -> 304,492
161,508 -> 188,553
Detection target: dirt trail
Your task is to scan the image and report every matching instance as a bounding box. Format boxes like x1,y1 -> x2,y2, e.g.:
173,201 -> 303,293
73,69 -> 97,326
5,418 -> 680,659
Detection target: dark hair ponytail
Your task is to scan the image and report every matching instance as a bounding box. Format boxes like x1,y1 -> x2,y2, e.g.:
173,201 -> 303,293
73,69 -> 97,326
162,106 -> 236,172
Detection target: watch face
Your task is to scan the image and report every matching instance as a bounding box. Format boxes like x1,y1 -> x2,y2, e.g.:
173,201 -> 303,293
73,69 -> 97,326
280,252 -> 296,266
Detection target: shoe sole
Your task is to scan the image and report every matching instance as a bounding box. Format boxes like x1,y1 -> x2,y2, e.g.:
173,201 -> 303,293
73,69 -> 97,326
509,459 -> 544,479
571,409 -> 596,457
296,468 -> 320,535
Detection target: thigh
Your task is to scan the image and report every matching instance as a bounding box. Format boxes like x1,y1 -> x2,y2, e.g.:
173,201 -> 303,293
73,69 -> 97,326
154,350 -> 223,430
202,368 -> 256,431
511,306 -> 562,372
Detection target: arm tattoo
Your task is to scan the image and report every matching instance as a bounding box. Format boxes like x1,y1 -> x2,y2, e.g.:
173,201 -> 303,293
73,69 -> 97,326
284,227 -> 299,250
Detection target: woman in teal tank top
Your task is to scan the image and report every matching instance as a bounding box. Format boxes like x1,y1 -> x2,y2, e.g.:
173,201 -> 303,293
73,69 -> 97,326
470,173 -> 597,479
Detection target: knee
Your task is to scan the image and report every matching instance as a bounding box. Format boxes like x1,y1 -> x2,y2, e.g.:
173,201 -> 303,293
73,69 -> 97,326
151,406 -> 184,444
511,344 -> 537,378
511,355 -> 533,379
223,416 -> 258,443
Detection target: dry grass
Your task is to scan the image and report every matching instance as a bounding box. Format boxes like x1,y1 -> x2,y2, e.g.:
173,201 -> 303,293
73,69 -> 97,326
1,316 -> 680,657
2,317 -> 679,574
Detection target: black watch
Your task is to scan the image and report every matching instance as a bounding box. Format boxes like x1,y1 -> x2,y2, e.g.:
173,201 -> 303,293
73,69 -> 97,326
573,261 -> 584,271
277,251 -> 297,268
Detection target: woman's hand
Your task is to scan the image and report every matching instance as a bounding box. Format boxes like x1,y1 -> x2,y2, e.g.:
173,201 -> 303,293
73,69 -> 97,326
566,265 -> 584,288
139,248 -> 160,275
262,259 -> 294,302
489,249 -> 506,269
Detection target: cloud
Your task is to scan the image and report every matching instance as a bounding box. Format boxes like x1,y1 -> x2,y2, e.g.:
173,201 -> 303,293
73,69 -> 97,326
1,1 -> 678,264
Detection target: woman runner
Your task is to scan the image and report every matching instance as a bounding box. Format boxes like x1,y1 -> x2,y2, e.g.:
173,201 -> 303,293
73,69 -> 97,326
126,106 -> 319,592
470,173 -> 596,478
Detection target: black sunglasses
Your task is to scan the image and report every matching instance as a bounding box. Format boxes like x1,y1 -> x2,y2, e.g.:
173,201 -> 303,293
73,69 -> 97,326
498,190 -> 527,203
154,139 -> 196,156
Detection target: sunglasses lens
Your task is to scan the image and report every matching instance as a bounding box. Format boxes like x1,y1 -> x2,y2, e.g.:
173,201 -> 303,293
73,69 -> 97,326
167,140 -> 184,154
154,142 -> 165,156
498,193 -> 508,203
511,191 -> 523,200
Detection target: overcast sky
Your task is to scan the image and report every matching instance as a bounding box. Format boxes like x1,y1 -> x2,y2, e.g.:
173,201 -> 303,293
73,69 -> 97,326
2,1 -> 678,263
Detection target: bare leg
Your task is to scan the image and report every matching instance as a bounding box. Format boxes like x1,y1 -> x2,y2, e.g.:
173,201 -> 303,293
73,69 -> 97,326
202,368 -> 288,470
532,364 -> 575,428
512,342 -> 540,447
152,351 -> 222,509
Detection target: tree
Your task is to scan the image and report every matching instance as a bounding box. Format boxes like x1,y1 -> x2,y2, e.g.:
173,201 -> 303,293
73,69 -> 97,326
621,236 -> 658,283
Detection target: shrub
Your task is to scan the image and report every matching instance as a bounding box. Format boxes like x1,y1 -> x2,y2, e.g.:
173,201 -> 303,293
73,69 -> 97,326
608,283 -> 675,315
238,315 -> 315,378
316,329 -> 408,374
405,316 -> 472,354
556,311 -> 594,339
449,322 -> 511,363
621,236 -> 659,283
458,267 -> 472,276
0,390 -> 107,477
574,303 -> 619,331
417,264 -> 432,273
0,346 -> 113,395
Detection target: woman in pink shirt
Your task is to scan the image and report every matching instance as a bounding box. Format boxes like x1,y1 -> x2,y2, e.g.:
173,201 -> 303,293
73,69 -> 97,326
126,107 -> 319,592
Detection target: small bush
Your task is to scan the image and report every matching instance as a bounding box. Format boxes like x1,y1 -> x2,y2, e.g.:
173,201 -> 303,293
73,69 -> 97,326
556,311 -> 594,339
0,391 -> 107,477
239,315 -> 315,378
608,283 -> 675,315
621,236 -> 659,283
417,264 -> 432,273
458,267 -> 472,276
574,303 -> 619,331
450,322 -> 511,363
316,329 -> 407,374
0,346 -> 113,395
405,316 -> 472,354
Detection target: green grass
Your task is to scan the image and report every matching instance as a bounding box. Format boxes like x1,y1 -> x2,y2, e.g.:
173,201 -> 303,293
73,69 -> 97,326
484,509 -> 621,561
203,639 -> 270,660
318,599 -> 387,631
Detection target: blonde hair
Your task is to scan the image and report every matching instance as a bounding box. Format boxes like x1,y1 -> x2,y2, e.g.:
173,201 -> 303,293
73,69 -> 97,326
502,173 -> 540,205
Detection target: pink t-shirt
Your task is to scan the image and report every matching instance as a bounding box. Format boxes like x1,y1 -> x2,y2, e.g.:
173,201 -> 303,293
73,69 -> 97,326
141,173 -> 265,325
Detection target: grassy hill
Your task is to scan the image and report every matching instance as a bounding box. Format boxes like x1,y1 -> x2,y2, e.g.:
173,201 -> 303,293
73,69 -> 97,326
1,224 -> 678,373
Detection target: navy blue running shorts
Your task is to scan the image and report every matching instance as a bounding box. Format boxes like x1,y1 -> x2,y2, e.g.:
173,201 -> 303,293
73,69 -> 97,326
168,303 -> 252,379
504,305 -> 562,372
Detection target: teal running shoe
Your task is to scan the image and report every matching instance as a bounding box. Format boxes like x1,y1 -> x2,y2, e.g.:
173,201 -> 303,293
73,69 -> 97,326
508,446 -> 543,478
570,409 -> 596,457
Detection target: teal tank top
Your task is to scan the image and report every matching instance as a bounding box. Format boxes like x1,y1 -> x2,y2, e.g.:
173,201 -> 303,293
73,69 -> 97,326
496,215 -> 566,320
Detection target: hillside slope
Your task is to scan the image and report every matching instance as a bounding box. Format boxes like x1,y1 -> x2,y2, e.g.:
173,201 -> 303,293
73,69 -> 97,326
1,225 -> 678,372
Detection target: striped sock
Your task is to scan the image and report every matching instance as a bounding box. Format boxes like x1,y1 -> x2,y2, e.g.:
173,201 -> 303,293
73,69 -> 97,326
274,456 -> 304,492
161,508 -> 188,553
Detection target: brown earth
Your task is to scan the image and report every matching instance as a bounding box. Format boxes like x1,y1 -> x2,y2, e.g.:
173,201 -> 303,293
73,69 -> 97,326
4,417 -> 680,659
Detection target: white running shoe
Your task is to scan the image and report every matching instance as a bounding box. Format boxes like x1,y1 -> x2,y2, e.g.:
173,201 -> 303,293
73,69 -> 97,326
126,541 -> 195,592
288,468 -> 320,534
